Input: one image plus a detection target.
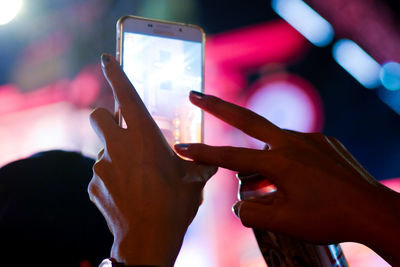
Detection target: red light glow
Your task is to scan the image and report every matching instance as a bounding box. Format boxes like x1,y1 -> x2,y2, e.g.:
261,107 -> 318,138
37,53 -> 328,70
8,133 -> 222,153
245,73 -> 323,148
200,20 -> 311,267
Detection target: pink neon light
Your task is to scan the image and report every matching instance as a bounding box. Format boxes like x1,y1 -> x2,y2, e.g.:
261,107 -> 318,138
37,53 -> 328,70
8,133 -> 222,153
206,20 -> 308,69
381,177 -> 400,193
0,65 -> 100,116
203,20 -> 311,267
205,20 -> 309,100
69,66 -> 101,107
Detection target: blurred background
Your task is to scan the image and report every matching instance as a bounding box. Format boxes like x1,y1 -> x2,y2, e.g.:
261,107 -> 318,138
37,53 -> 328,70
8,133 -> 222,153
1,0 -> 400,266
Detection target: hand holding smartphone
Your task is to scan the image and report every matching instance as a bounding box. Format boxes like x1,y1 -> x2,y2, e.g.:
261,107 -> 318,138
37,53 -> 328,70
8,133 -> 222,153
116,16 -> 205,146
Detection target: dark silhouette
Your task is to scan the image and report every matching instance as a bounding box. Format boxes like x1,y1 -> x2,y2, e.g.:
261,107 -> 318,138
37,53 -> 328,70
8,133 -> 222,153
0,150 -> 113,267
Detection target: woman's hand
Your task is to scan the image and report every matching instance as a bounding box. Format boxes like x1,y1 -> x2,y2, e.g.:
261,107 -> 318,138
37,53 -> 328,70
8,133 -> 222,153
174,91 -> 400,265
88,54 -> 217,267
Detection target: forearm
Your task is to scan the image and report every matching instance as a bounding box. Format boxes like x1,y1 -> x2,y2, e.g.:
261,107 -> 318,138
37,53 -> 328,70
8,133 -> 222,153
355,187 -> 400,266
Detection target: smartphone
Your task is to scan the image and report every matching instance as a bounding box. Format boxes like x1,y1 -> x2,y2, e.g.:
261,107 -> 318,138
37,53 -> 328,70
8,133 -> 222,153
116,15 -> 205,146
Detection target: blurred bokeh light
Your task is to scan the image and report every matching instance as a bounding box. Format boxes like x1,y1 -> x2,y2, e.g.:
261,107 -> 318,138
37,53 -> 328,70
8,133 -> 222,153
380,61 -> 400,91
0,0 -> 23,25
272,0 -> 334,47
332,39 -> 381,89
0,0 -> 400,266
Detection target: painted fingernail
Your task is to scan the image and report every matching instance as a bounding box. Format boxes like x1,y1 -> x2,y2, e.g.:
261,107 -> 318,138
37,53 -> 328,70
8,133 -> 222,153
175,143 -> 190,151
190,90 -> 205,99
232,202 -> 242,218
101,53 -> 111,68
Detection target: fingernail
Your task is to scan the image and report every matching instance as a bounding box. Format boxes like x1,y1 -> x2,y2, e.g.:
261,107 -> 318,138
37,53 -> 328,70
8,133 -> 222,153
101,53 -> 111,68
175,143 -> 190,151
232,202 -> 242,218
190,90 -> 205,99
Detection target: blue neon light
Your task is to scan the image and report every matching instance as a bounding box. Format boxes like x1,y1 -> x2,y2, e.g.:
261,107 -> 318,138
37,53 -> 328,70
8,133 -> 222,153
271,0 -> 334,47
380,62 -> 400,91
332,39 -> 381,89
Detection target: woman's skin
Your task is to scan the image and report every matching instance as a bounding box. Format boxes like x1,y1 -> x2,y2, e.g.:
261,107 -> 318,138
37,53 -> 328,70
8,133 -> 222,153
89,53 -> 400,266
89,54 -> 217,267
175,91 -> 400,266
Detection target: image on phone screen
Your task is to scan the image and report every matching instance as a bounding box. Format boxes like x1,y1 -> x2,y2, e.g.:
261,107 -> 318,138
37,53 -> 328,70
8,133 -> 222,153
122,32 -> 203,146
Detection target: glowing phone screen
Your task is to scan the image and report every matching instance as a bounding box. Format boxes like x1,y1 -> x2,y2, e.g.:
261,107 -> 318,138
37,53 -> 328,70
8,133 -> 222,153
122,32 -> 203,146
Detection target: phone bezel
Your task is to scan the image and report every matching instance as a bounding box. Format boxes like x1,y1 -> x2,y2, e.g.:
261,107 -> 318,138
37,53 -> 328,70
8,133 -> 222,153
116,15 -> 205,143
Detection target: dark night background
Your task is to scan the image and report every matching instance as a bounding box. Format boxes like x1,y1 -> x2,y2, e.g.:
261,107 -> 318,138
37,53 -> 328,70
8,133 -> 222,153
0,0 -> 399,179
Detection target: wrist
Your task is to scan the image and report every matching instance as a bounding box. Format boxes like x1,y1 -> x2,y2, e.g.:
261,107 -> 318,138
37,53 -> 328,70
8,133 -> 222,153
357,186 -> 400,239
111,231 -> 184,267
353,185 -> 400,265
99,258 -> 159,267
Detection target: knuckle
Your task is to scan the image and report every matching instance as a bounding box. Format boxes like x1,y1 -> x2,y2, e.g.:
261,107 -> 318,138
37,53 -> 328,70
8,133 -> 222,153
89,110 -> 99,124
90,107 -> 107,121
305,133 -> 327,145
92,160 -> 106,175
277,149 -> 297,164
314,133 -> 327,141
104,142 -> 114,154
87,179 -> 100,201
97,148 -> 105,159
328,136 -> 340,144
309,132 -> 326,141
291,132 -> 328,148
105,141 -> 125,160
89,108 -> 100,118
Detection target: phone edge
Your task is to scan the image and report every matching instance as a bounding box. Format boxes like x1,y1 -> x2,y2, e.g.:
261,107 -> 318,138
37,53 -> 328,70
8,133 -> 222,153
115,15 -> 205,143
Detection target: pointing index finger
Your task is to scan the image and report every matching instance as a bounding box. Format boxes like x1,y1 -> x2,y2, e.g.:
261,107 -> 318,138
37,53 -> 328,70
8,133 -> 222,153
189,91 -> 288,148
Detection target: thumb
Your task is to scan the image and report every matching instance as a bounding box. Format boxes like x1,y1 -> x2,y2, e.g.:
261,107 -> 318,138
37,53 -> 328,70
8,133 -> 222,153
182,161 -> 218,183
233,200 -> 284,231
